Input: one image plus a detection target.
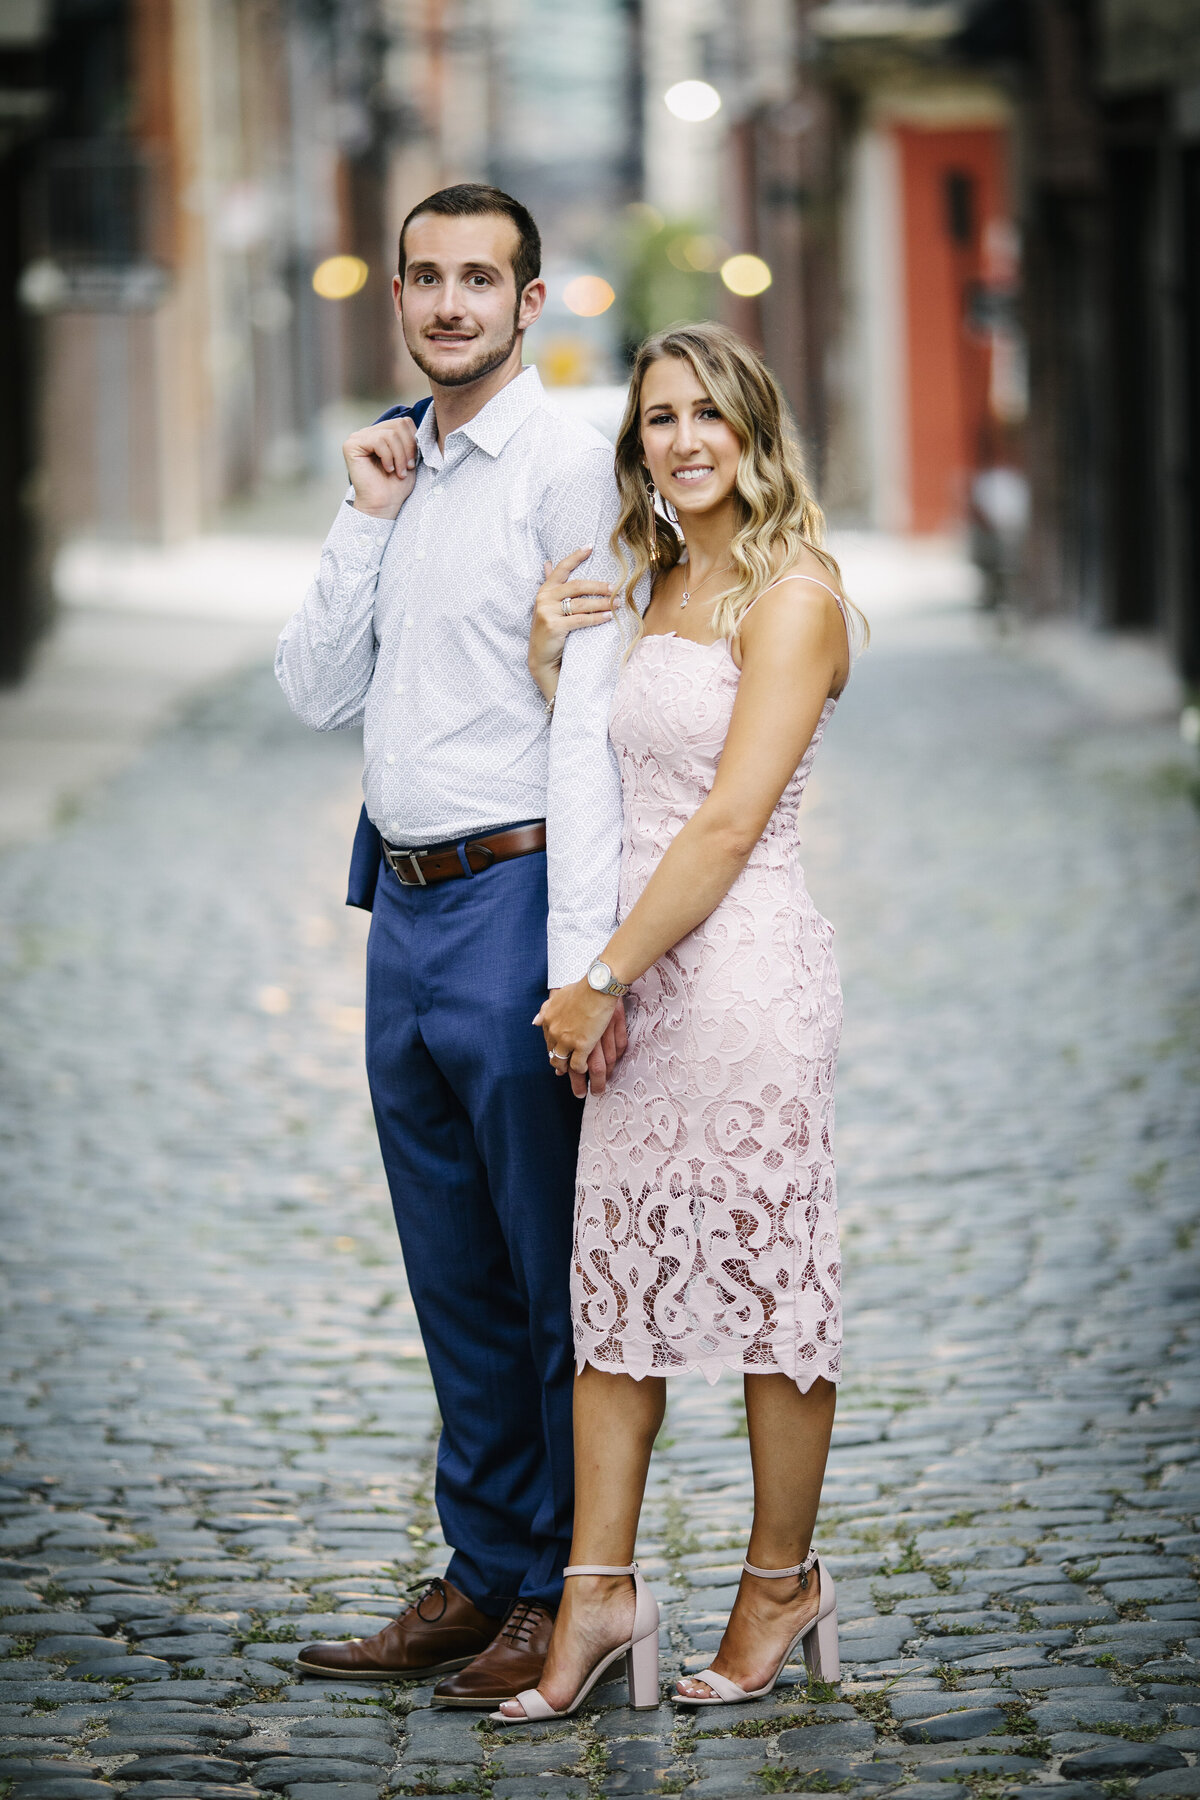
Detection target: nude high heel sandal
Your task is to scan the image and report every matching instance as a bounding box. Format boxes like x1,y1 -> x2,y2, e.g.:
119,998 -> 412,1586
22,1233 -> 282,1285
673,1549 -> 839,1707
490,1563 -> 660,1723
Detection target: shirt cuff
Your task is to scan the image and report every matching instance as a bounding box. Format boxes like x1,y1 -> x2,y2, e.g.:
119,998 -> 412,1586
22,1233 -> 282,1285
547,924 -> 616,991
328,495 -> 397,563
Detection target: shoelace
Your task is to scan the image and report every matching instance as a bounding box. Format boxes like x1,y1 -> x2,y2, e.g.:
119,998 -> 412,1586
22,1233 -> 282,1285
408,1577 -> 449,1624
498,1598 -> 545,1647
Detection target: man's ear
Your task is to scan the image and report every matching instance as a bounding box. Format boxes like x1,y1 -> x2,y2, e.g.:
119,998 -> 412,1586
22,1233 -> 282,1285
517,278 -> 546,333
392,274 -> 403,321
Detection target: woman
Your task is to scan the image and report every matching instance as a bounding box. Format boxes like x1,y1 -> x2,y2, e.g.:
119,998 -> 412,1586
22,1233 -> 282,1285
500,323 -> 865,1723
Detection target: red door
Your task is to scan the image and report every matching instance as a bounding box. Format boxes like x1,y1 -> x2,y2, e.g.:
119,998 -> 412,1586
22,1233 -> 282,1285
896,124 -> 1013,533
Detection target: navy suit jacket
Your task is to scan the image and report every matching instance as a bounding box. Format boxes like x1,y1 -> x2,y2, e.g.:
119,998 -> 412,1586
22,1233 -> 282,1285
346,396 -> 432,911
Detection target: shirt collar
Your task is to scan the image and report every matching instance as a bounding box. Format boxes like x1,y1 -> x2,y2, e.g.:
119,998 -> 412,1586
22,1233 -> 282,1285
416,365 -> 545,467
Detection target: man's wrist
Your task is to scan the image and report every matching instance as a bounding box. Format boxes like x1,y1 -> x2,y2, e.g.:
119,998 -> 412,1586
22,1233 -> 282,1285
351,498 -> 403,521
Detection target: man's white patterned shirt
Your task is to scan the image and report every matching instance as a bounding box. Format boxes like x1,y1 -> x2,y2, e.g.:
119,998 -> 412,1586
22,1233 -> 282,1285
276,366 -> 632,987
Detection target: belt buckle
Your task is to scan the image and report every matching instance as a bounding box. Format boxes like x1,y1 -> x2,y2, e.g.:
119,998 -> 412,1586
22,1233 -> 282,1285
388,845 -> 427,888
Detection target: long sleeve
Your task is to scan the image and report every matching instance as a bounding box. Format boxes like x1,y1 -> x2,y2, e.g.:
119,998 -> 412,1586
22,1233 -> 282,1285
275,497 -> 396,731
541,446 -> 632,989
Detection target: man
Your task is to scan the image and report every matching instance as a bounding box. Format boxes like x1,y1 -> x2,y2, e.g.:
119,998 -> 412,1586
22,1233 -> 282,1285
275,184 -> 627,1707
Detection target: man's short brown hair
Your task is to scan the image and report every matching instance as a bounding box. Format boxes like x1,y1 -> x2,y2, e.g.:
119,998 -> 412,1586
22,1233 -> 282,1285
398,183 -> 542,295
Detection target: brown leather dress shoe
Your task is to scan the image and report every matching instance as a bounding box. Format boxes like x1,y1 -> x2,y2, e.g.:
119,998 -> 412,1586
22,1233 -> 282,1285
432,1597 -> 555,1707
296,1577 -> 500,1680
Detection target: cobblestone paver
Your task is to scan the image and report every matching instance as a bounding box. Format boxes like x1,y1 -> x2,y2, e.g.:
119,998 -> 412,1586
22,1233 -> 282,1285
1,610 -> 1198,1800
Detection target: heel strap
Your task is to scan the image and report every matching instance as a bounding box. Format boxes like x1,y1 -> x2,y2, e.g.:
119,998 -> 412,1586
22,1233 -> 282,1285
743,1549 -> 818,1581
563,1562 -> 636,1577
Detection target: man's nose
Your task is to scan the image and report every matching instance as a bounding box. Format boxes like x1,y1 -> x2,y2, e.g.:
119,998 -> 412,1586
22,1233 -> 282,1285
434,283 -> 469,320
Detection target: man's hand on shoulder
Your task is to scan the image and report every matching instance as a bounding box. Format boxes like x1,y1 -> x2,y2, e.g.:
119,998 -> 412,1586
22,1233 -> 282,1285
343,418 -> 419,519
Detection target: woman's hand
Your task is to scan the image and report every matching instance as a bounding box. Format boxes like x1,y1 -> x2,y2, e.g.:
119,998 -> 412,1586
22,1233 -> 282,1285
534,980 -> 619,1098
529,549 -> 616,702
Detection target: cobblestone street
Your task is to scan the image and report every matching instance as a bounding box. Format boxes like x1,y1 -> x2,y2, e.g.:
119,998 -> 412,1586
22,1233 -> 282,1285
1,595 -> 1198,1800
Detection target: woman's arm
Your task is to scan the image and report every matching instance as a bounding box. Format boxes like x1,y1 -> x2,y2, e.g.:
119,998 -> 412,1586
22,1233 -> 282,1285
536,582 -> 849,1087
529,549 -> 616,702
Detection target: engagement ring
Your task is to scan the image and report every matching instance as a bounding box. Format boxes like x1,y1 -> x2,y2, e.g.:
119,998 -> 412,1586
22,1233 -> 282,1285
560,597 -> 572,616
549,1050 -> 568,1062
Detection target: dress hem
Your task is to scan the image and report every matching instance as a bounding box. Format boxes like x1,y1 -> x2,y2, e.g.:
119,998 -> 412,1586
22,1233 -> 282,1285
575,1349 -> 841,1395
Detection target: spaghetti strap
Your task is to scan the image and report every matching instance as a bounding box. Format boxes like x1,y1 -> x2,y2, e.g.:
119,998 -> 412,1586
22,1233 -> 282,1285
748,572 -> 844,611
741,571 -> 855,673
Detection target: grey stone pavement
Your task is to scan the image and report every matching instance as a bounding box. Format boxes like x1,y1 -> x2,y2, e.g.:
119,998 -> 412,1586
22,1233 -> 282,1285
1,590 -> 1198,1800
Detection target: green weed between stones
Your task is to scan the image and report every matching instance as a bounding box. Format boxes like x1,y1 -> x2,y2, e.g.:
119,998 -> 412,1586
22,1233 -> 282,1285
698,1710 -> 835,1740
1094,1721 -> 1165,1742
391,1774 -> 477,1796
238,1621 -> 298,1645
759,1767 -> 852,1794
881,1539 -> 923,1577
847,1681 -> 900,1728
935,1662 -> 964,1691
1,1636 -> 35,1658
997,1699 -> 1050,1757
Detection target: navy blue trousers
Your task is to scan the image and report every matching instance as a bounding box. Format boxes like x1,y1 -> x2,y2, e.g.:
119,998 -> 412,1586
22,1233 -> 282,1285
364,848 -> 581,1616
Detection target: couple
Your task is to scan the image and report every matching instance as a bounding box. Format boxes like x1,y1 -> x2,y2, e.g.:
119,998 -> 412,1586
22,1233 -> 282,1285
277,181 -> 861,1720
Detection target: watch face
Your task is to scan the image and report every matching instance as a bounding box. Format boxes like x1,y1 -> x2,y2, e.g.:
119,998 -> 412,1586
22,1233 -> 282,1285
587,961 -> 611,991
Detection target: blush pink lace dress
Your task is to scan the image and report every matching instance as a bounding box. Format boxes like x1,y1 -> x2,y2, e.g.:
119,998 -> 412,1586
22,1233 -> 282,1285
572,591 -> 850,1391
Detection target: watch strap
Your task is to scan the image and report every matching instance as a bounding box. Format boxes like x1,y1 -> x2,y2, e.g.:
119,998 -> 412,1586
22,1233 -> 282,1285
587,959 -> 631,998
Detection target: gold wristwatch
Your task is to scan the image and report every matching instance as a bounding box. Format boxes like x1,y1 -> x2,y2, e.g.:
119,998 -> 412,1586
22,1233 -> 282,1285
586,958 -> 630,998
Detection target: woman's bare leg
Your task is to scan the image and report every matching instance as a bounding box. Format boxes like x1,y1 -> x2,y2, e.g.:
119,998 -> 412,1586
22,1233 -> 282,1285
499,1364 -> 666,1716
676,1372 -> 836,1700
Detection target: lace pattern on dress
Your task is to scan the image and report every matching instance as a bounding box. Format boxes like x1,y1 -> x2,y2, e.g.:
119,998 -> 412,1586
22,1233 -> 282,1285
572,629 -> 845,1390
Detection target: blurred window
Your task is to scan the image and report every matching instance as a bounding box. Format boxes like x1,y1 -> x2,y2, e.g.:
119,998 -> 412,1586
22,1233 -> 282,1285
944,169 -> 975,247
34,140 -> 160,266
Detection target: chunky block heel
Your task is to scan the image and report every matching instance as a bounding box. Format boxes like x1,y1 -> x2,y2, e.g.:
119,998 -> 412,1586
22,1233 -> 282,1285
491,1562 -> 661,1723
803,1600 -> 840,1681
626,1621 -> 661,1708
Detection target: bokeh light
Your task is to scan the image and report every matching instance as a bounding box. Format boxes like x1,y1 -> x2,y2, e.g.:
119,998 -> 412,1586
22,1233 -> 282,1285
720,253 -> 772,297
312,254 -> 369,300
664,80 -> 722,122
562,274 -> 616,317
684,233 -> 730,272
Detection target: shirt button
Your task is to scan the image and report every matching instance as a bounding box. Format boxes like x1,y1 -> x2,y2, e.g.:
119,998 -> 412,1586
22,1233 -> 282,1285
415,549 -> 426,560
404,617 -> 413,630
393,682 -> 404,695
385,753 -> 395,766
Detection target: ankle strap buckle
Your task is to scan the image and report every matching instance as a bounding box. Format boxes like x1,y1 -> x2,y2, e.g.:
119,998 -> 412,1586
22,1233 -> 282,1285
743,1549 -> 819,1587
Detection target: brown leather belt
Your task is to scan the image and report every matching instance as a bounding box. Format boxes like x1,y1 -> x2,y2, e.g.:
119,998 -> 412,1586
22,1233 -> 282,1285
382,820 -> 546,888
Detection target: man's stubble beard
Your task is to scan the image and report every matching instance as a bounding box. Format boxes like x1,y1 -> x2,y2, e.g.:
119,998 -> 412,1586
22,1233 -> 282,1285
404,314 -> 521,390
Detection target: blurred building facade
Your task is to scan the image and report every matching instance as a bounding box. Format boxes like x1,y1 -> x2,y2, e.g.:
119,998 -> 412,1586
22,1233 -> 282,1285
0,0 -> 641,681
800,0 -> 1200,682
2,0 -> 1197,688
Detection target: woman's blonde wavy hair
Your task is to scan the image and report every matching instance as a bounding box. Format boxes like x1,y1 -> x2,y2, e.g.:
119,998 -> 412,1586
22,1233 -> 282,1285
610,321 -> 868,652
